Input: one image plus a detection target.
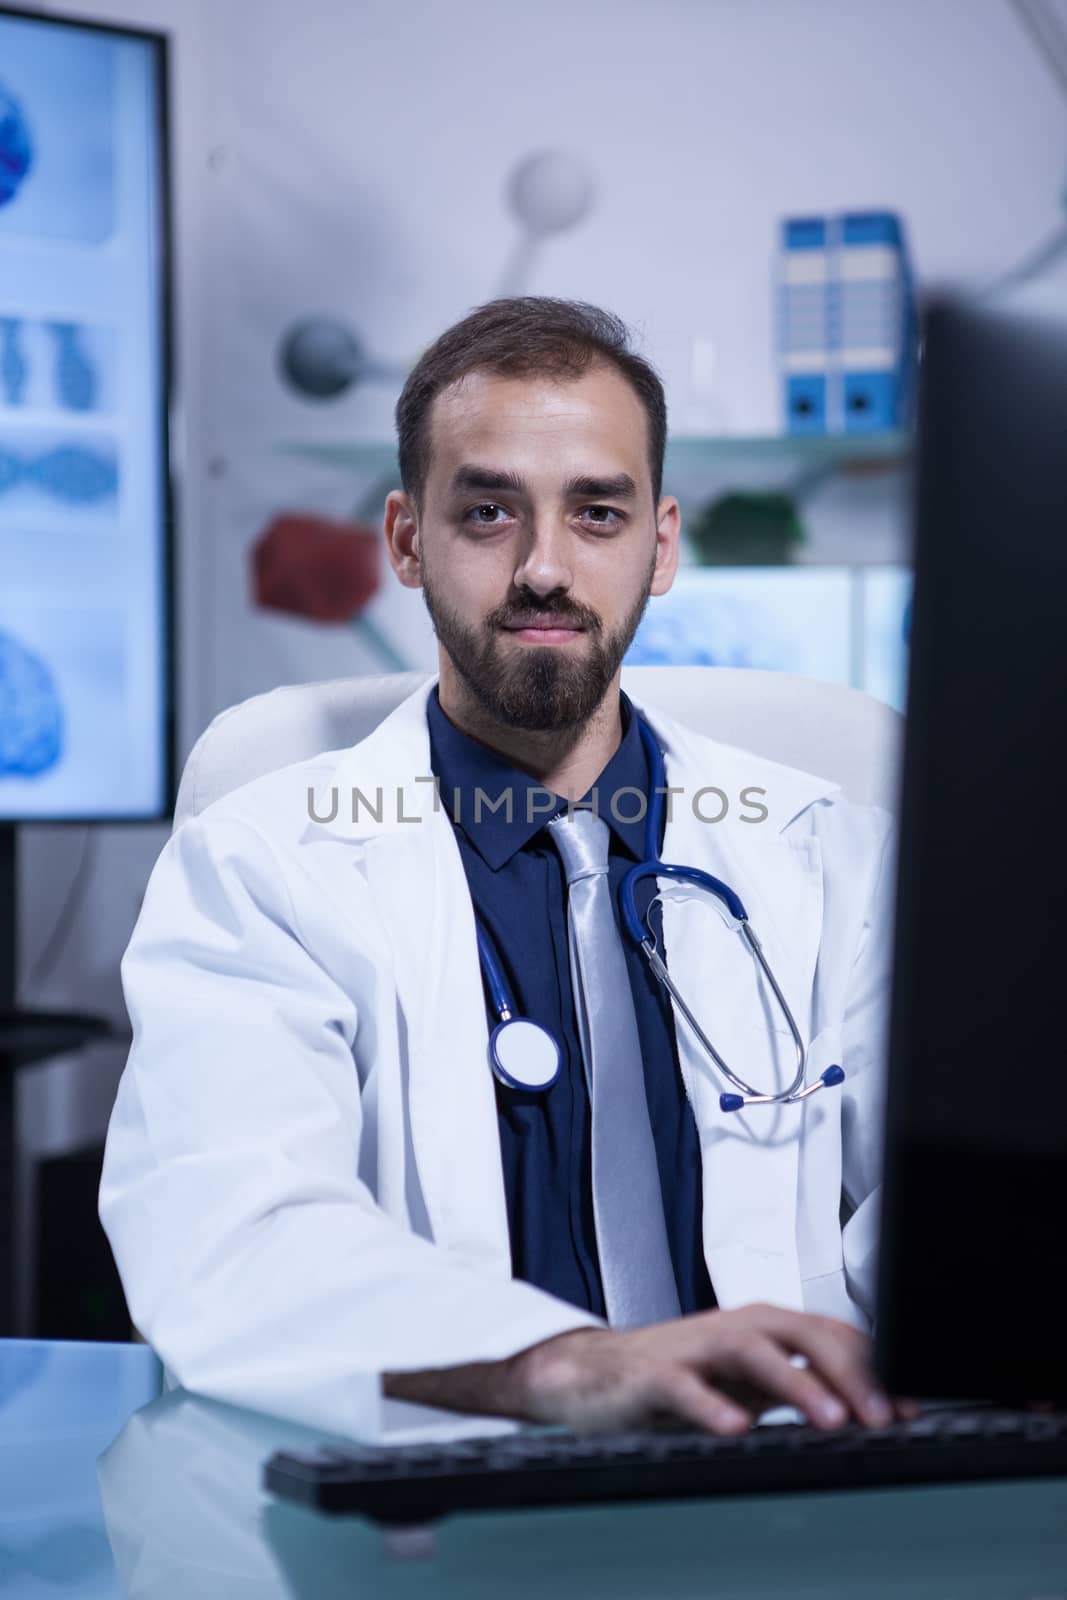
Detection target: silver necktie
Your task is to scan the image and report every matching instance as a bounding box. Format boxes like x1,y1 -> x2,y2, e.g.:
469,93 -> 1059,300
547,808 -> 682,1329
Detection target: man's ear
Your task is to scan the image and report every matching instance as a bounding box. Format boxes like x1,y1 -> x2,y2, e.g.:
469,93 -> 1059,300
650,495 -> 681,598
383,489 -> 422,590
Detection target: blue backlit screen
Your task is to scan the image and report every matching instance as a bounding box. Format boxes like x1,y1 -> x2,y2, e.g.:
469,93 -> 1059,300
0,8 -> 171,820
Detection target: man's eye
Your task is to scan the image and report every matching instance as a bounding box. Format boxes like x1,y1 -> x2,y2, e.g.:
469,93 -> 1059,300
581,506 -> 623,526
465,503 -> 509,525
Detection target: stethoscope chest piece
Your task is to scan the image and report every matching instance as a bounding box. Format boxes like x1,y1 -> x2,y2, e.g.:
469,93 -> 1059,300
489,1016 -> 562,1092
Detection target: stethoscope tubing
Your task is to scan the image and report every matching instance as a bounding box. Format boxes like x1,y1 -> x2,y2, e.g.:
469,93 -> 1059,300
631,715 -> 842,1110
472,710 -> 844,1111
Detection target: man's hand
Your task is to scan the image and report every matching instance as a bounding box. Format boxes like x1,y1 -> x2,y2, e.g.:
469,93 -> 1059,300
384,1304 -> 919,1434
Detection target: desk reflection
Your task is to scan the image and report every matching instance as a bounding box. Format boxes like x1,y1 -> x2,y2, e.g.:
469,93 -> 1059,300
97,1388 -> 1067,1600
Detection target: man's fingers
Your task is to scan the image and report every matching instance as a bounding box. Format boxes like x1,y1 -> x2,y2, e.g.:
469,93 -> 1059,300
762,1311 -> 892,1427
729,1336 -> 853,1429
650,1369 -> 753,1436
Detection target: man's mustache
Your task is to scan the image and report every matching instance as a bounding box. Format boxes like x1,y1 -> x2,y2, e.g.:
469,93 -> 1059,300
488,601 -> 603,633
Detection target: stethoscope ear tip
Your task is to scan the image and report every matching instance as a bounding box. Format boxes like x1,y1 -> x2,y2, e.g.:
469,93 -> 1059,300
719,1065 -> 845,1114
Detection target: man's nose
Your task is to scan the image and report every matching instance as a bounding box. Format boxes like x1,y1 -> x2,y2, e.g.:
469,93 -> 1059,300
511,518 -> 574,596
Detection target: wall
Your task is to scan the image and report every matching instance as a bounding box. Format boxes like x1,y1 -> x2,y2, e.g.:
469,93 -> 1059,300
15,0 -> 1067,1036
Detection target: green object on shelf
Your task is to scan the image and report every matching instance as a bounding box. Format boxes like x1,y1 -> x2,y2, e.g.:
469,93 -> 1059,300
686,491 -> 807,566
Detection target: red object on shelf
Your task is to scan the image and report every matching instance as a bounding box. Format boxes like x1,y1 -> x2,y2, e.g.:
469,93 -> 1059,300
252,513 -> 381,623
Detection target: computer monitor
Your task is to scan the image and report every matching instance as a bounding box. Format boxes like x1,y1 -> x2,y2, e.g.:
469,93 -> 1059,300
0,5 -> 173,823
874,295 -> 1067,1404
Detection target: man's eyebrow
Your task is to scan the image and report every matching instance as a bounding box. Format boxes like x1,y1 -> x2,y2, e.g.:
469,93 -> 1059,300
563,472 -> 637,500
447,465 -> 638,500
448,465 -> 528,496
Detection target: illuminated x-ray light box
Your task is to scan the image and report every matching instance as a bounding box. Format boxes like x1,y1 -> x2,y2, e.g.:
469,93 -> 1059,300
625,565 -> 913,713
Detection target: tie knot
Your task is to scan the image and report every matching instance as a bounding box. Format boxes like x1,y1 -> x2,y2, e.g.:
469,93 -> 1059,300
546,807 -> 611,883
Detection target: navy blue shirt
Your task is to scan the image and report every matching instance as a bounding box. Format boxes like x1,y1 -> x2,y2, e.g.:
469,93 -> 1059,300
426,685 -> 715,1319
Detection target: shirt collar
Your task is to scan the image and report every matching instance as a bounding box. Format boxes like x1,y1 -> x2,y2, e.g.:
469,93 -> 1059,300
426,685 -> 651,871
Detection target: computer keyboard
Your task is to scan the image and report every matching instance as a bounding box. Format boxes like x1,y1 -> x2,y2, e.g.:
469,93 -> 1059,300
264,1408 -> 1067,1523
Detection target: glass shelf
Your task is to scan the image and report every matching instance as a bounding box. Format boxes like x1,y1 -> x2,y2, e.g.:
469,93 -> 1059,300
666,430 -> 910,473
279,429 -> 911,492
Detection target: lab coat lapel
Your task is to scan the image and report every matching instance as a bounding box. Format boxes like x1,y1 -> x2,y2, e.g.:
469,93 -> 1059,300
630,699 -> 837,1312
305,678 -> 512,1272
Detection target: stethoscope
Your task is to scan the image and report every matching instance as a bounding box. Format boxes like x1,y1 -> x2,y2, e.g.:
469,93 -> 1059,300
475,713 -> 845,1114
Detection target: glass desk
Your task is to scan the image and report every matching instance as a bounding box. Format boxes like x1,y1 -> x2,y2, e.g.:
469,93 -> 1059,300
2,1338 -> 1066,1598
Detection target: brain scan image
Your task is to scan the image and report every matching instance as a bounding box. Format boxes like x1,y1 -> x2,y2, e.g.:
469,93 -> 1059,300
0,84 -> 33,208
0,626 -> 63,776
0,21 -> 115,245
0,602 -> 127,814
625,566 -> 853,686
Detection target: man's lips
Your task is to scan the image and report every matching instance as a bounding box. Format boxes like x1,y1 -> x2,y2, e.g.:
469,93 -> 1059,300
502,621 -> 586,642
502,620 -> 586,631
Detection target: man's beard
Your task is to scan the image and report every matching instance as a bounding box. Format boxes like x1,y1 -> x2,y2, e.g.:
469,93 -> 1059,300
419,549 -> 657,732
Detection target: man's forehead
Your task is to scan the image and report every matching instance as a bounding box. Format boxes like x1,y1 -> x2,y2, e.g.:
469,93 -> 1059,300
426,366 -> 649,483
428,366 -> 646,451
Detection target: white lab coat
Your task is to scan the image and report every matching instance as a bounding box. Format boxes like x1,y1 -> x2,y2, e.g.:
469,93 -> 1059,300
99,676 -> 896,1443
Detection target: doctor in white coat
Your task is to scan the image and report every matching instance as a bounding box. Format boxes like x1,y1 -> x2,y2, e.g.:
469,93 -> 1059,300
100,296 -> 912,1444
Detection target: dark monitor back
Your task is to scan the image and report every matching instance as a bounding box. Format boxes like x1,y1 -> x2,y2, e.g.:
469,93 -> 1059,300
875,296 -> 1067,1404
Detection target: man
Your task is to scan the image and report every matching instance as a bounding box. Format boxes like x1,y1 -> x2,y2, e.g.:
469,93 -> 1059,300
100,297 -> 908,1443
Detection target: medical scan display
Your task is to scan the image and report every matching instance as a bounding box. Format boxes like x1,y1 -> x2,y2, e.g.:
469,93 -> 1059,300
624,563 -> 912,712
0,11 -> 169,818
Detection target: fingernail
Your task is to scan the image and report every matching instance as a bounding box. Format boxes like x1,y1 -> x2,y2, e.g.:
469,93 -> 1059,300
818,1398 -> 847,1426
865,1393 -> 892,1426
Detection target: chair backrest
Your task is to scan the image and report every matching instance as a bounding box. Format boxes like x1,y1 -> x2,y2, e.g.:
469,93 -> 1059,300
174,666 -> 902,829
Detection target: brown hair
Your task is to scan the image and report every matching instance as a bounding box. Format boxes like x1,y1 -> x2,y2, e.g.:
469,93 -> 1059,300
395,296 -> 667,511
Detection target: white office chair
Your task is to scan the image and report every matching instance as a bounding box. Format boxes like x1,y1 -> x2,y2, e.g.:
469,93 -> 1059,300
174,667 -> 902,828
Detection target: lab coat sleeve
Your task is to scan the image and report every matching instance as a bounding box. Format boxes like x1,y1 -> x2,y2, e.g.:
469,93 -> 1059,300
99,809 -> 601,1444
837,806 -> 898,1322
